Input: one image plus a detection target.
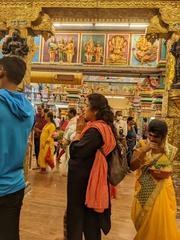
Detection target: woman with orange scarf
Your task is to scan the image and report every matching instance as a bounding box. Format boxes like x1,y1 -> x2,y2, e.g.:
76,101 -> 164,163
66,94 -> 116,240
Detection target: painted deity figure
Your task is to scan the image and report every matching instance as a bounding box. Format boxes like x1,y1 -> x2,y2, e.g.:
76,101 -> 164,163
108,35 -> 127,64
84,38 -> 94,63
94,42 -> 103,63
134,35 -> 157,65
48,37 -> 58,63
2,29 -> 29,58
65,38 -> 75,64
58,37 -> 65,63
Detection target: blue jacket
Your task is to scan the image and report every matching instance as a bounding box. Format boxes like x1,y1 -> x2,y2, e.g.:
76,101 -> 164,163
0,89 -> 34,197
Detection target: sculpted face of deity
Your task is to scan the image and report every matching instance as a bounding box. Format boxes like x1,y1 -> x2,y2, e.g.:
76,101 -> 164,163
51,36 -> 57,43
12,29 -> 21,41
69,38 -> 74,43
116,36 -> 124,47
136,36 -> 149,51
59,37 -> 64,44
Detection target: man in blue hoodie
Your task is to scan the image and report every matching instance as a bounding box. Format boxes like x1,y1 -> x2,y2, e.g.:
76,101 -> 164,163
0,56 -> 34,240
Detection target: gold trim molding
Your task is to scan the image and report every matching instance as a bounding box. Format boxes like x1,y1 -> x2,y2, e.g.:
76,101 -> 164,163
0,6 -> 42,23
0,0 -> 179,8
96,1 -> 180,9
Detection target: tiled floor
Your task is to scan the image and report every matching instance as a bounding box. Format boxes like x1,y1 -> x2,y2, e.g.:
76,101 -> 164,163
20,170 -> 180,240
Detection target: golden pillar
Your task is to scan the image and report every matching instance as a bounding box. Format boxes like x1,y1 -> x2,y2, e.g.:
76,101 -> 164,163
164,33 -> 180,216
167,90 -> 180,216
0,6 -> 53,182
147,7 -> 180,216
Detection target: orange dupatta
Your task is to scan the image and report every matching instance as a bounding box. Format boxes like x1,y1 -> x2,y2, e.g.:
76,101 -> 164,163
45,146 -> 55,169
80,120 -> 116,213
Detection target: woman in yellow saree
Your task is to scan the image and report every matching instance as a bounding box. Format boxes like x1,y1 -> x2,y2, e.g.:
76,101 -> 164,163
38,112 -> 56,172
131,119 -> 180,240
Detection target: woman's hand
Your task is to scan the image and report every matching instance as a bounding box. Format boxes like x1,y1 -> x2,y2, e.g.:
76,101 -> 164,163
149,141 -> 165,153
73,133 -> 81,142
71,116 -> 86,142
62,138 -> 70,146
34,127 -> 42,133
131,143 -> 150,171
76,115 -> 86,134
140,143 -> 151,153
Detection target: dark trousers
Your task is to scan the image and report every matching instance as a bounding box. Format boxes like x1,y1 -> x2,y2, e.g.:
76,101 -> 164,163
127,139 -> 136,167
66,169 -> 102,240
66,207 -> 101,240
34,137 -> 40,166
0,189 -> 24,240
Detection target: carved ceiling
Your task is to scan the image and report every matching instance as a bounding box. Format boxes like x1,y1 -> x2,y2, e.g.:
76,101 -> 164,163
44,8 -> 158,23
0,0 -> 178,27
0,0 -> 179,38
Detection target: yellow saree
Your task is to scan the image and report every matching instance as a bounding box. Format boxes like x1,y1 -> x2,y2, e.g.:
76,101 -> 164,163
38,122 -> 56,169
131,140 -> 180,240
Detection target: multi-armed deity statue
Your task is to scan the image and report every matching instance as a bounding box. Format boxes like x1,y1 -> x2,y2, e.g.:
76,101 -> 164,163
2,29 -> 29,58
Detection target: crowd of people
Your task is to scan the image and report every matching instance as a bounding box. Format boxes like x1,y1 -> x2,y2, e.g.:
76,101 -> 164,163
0,56 -> 179,240
33,104 -> 140,175
33,105 -> 78,174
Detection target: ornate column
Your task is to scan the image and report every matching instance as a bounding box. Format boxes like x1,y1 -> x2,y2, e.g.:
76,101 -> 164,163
164,33 -> 180,217
147,7 -> 180,216
0,5 -> 53,182
167,90 -> 180,217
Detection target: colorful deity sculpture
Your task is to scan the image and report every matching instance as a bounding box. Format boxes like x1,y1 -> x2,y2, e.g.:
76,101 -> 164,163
65,38 -> 75,64
134,35 -> 157,65
48,37 -> 58,63
108,35 -> 128,64
94,42 -> 103,63
84,38 -> 94,63
58,37 -> 65,63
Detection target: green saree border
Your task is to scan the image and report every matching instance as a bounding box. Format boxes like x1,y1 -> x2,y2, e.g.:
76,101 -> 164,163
135,179 -> 164,231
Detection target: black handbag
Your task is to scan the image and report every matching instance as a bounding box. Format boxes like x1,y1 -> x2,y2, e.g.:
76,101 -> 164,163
101,140 -> 129,186
108,140 -> 129,186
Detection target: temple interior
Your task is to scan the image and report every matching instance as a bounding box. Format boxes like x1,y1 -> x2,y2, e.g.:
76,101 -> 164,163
0,1 -> 179,240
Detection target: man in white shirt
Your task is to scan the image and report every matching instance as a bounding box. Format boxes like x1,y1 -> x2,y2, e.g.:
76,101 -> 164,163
60,109 -> 77,176
63,109 -> 77,143
54,115 -> 61,128
114,111 -> 127,140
